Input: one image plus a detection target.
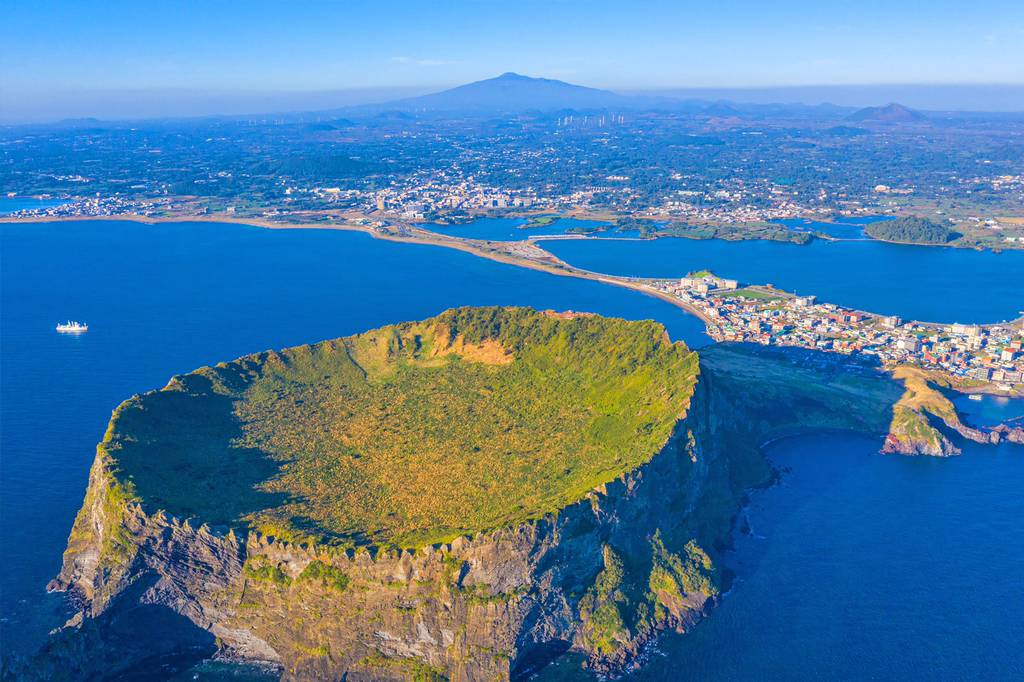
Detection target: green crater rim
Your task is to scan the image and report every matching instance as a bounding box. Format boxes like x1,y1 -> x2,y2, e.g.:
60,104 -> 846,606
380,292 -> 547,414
99,306 -> 698,549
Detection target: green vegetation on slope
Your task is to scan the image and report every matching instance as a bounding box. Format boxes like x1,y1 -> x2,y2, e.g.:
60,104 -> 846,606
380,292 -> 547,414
578,546 -> 630,655
884,365 -> 960,454
889,366 -> 957,422
577,533 -> 719,658
865,216 -> 957,244
647,532 -> 717,618
360,653 -> 449,681
698,344 -> 902,436
661,222 -> 814,245
101,307 -> 698,549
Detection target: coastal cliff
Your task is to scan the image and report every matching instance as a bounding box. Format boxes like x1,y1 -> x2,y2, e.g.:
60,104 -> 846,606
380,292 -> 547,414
882,366 -> 1024,456
38,392 -> 739,681
21,325 -> 935,681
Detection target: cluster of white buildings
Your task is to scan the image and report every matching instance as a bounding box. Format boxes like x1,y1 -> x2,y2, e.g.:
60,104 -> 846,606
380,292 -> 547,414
641,197 -> 808,224
5,196 -> 157,219
351,170 -> 833,226
364,177 -> 545,219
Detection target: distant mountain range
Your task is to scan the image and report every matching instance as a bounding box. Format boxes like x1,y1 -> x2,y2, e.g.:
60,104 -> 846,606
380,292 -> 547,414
334,73 -> 844,119
354,74 -> 940,124
19,73 -> 1022,126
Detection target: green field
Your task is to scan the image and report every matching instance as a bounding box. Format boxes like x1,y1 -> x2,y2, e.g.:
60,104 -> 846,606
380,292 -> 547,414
101,307 -> 698,549
522,215 -> 560,229
720,288 -> 785,301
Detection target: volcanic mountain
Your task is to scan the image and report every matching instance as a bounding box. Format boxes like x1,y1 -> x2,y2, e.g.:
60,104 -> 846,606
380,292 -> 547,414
386,72 -> 631,113
847,102 -> 927,123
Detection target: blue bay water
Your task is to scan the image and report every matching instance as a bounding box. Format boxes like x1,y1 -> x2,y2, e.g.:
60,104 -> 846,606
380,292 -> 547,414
0,197 -> 68,215
538,434 -> 1024,681
775,216 -> 883,239
423,216 -> 611,241
540,236 -> 1024,323
0,219 -> 708,655
952,394 -> 1024,427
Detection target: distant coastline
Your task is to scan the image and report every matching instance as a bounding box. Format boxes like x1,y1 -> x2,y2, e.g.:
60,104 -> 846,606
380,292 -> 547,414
14,214 -> 1018,399
0,214 -> 715,324
6,214 -> 1022,334
6,204 -> 1024,253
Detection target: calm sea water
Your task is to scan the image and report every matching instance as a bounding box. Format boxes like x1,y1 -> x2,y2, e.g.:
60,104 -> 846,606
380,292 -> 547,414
541,236 -> 1024,323
0,197 -> 68,215
423,216 -> 611,241
538,434 -> 1024,681
775,216 -> 883,239
952,394 -> 1024,427
0,219 -> 708,657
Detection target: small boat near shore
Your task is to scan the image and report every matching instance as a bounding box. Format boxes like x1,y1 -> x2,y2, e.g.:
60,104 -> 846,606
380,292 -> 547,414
968,394 -> 983,401
56,321 -> 88,333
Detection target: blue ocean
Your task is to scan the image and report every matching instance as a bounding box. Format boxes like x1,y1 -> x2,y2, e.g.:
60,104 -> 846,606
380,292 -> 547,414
537,434 -> 1024,680
423,216 -> 612,241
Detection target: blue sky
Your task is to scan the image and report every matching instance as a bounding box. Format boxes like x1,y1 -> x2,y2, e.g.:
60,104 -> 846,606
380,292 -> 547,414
3,0 -> 1023,120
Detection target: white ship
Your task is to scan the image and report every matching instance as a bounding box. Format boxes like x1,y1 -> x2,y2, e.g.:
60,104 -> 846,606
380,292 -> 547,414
968,394 -> 983,401
56,320 -> 88,333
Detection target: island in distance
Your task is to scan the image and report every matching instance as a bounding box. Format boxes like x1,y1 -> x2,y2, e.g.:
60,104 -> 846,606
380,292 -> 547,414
19,306 -> 1016,681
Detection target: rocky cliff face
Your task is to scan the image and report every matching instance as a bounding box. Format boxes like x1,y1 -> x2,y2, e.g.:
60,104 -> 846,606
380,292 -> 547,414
22,343 -> 923,681
880,367 -> 1024,457
881,406 -> 961,456
28,369 -> 766,682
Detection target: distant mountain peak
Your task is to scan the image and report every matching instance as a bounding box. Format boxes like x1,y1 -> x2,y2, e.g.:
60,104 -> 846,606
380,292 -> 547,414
701,100 -> 742,117
847,102 -> 926,123
386,72 -> 629,113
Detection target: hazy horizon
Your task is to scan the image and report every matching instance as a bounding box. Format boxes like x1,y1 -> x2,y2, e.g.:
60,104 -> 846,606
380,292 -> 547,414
3,0 -> 1023,122
4,80 -> 1024,125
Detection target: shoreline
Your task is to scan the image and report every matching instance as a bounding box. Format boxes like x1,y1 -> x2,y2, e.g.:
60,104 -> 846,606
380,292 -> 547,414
6,207 -> 1024,254
0,213 -> 716,325
3,215 -> 1021,392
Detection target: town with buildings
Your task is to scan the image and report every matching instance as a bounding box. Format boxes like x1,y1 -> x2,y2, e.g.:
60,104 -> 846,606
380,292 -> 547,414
362,173 -> 822,226
7,167 -> 1024,247
2,193 -> 163,219
4,95 -> 1024,248
3,108 -> 1022,388
648,273 -> 1024,391
5,187 -> 1021,394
